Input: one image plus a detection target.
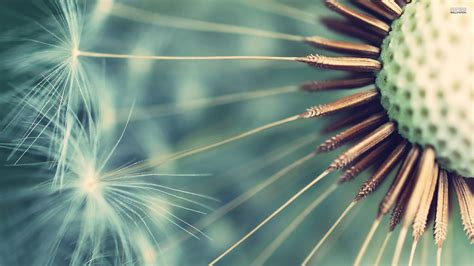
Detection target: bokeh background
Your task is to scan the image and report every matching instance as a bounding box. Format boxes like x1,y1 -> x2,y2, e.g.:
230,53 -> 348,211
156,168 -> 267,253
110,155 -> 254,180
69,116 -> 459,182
0,0 -> 472,265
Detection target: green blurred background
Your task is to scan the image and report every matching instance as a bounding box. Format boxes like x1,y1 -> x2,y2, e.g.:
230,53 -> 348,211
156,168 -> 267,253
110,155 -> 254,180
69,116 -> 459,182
0,0 -> 472,265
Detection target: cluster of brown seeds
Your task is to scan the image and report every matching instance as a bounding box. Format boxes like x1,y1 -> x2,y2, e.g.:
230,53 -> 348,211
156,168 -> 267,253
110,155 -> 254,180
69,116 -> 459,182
210,0 -> 473,265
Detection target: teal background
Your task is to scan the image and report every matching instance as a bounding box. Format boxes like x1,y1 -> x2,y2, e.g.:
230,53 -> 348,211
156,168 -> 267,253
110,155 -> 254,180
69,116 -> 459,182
0,0 -> 472,265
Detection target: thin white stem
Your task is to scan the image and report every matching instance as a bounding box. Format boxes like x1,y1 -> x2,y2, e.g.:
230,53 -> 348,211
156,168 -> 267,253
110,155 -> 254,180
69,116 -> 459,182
374,231 -> 392,265
209,169 -> 333,265
420,232 -> 429,265
302,201 -> 358,266
160,134 -> 318,253
105,115 -> 301,176
78,50 -> 298,62
436,247 -> 442,266
392,225 -> 409,266
354,217 -> 382,266
203,152 -> 316,229
408,240 -> 419,266
254,183 -> 339,265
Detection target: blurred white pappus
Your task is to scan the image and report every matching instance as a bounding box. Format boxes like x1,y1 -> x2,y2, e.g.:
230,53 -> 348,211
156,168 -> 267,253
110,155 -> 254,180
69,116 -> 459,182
0,0 -> 101,159
2,114 -> 216,265
3,80 -> 113,184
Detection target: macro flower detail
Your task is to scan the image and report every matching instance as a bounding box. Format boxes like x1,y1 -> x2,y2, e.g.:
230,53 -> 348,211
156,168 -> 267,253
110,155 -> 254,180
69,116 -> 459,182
377,0 -> 474,176
1,1 -> 216,265
203,1 -> 474,265
1,0 -> 473,265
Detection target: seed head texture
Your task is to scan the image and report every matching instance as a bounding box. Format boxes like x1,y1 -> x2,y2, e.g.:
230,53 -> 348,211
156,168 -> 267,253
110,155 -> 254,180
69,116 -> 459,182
377,0 -> 474,176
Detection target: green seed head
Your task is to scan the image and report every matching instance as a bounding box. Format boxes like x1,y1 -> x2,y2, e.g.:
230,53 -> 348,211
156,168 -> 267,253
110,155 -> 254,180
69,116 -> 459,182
376,0 -> 474,176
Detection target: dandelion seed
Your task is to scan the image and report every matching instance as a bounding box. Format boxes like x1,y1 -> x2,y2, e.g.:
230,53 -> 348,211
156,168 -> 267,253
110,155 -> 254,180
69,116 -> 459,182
187,0 -> 473,264
2,0 -> 473,265
2,116 -> 214,265
1,0 -> 97,166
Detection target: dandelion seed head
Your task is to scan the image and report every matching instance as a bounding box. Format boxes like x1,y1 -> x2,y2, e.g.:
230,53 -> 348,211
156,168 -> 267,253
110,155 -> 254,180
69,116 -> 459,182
70,47 -> 81,69
377,0 -> 474,176
3,0 -> 473,264
77,167 -> 101,196
0,0 -> 96,166
4,117 -> 212,265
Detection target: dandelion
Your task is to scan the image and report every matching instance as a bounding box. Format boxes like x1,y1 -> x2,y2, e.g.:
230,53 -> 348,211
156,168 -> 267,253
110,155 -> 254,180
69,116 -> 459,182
199,1 -> 473,265
1,0 -> 473,265
0,0 -> 99,167
0,108 -> 216,265
71,0 -> 470,264
0,1 -> 216,264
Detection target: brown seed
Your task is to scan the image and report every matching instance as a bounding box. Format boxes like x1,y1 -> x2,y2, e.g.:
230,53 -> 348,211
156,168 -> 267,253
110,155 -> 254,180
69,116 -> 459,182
320,18 -> 383,45
351,0 -> 397,21
322,104 -> 383,133
300,76 -> 375,92
301,88 -> 379,119
434,170 -> 449,248
378,146 -> 420,218
354,140 -> 408,201
329,122 -> 396,170
412,163 -> 439,241
390,177 -> 413,231
316,112 -> 387,153
324,0 -> 391,35
298,54 -> 381,72
338,138 -> 395,183
304,36 -> 380,56
452,175 -> 474,243
402,147 -> 436,227
396,0 -> 410,6
376,0 -> 403,17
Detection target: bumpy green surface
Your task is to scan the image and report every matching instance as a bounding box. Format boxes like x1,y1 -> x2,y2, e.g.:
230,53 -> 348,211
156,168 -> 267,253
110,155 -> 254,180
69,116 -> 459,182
376,0 -> 474,176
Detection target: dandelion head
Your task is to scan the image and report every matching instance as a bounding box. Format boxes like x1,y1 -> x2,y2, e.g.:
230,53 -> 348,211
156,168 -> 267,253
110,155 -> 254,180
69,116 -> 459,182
0,0 -> 95,160
178,0 -> 473,264
76,165 -> 101,196
70,47 -> 81,69
377,0 -> 474,176
2,0 -> 473,265
2,117 -> 214,265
